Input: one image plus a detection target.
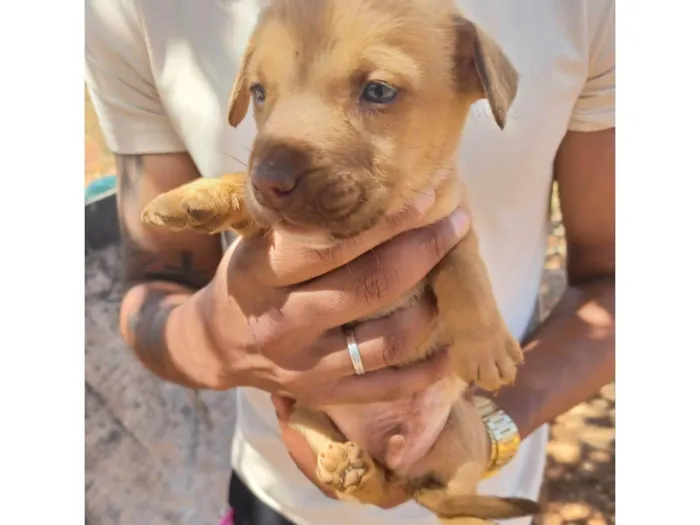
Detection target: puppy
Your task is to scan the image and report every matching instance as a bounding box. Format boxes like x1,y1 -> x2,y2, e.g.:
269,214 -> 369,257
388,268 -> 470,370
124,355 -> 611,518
142,0 -> 539,522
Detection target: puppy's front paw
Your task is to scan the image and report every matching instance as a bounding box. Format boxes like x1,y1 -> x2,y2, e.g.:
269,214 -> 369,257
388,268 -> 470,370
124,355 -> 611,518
316,442 -> 376,495
456,331 -> 523,391
141,175 -> 249,234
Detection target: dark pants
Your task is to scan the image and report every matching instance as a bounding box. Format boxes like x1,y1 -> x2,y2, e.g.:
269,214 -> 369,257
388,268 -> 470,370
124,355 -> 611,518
228,470 -> 294,525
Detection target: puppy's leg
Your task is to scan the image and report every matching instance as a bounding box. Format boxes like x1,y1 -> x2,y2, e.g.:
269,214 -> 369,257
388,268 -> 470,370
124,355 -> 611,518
429,229 -> 523,391
141,171 -> 261,236
438,518 -> 496,525
412,402 -> 539,524
289,407 -> 401,505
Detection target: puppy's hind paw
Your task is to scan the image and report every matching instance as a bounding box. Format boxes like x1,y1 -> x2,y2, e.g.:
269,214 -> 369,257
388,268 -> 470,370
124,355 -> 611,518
316,442 -> 376,495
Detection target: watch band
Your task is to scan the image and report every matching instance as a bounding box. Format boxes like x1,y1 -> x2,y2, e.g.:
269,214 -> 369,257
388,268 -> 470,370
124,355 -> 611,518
474,396 -> 521,478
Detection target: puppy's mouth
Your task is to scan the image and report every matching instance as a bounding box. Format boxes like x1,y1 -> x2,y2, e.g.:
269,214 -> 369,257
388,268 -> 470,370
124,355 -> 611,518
245,180 -> 383,244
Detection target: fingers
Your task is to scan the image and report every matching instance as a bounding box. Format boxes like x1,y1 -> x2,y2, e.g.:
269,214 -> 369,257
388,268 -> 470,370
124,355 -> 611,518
272,396 -> 409,508
271,394 -> 295,421
235,191 -> 439,287
285,208 -> 470,330
271,395 -> 338,500
308,347 -> 452,406
309,294 -> 437,378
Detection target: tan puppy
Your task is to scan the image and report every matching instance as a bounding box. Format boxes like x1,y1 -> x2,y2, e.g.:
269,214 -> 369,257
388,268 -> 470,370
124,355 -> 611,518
142,0 -> 539,522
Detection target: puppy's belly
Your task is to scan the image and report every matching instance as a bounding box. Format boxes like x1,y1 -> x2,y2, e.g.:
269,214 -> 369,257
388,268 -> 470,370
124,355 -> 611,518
324,374 -> 465,475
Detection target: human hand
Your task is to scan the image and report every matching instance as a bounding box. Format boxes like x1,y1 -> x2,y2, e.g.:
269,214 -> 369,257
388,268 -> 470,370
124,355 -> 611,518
176,191 -> 471,405
270,393 -> 494,507
271,395 -> 411,507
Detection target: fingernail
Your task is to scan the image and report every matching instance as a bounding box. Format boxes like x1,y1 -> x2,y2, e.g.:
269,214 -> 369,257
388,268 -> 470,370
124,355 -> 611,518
413,191 -> 436,214
449,209 -> 470,236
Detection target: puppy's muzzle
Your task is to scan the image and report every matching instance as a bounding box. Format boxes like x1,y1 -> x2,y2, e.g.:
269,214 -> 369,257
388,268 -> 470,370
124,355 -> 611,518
249,137 -> 369,232
250,141 -> 310,211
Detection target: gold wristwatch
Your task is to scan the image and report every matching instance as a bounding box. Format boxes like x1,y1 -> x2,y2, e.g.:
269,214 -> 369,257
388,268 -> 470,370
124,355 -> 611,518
474,396 -> 521,479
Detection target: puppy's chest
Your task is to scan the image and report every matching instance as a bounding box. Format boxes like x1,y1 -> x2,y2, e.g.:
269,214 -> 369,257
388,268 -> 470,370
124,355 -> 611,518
352,180 -> 465,357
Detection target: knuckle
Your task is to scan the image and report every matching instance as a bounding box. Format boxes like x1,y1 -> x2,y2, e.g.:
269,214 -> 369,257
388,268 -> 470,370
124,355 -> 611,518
379,314 -> 414,365
380,330 -> 404,366
355,259 -> 398,305
425,228 -> 447,260
254,311 -> 304,350
276,370 -> 300,392
252,326 -> 284,354
423,219 -> 458,261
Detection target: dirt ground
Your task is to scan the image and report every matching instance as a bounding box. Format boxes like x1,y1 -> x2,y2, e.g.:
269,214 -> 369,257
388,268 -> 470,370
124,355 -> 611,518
85,89 -> 614,524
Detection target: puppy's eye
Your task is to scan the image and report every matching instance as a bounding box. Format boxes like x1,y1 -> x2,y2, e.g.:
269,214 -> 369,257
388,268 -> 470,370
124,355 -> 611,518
360,81 -> 398,105
250,83 -> 266,104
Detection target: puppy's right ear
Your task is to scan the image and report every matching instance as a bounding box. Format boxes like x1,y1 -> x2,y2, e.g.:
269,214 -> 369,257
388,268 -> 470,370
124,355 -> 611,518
227,43 -> 254,127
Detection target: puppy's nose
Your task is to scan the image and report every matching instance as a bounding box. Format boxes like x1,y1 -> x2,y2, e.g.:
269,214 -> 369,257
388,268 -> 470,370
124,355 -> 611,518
251,162 -> 300,208
250,143 -> 309,209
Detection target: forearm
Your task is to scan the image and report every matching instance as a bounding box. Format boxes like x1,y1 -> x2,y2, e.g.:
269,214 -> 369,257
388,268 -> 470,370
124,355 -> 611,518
115,152 -> 226,389
119,281 -> 222,389
484,274 -> 615,439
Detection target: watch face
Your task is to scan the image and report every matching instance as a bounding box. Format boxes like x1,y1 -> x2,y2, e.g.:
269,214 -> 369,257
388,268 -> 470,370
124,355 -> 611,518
473,396 -> 521,475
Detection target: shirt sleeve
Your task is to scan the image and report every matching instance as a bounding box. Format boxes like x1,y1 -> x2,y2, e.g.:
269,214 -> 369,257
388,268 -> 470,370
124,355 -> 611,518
85,0 -> 186,155
568,0 -> 615,132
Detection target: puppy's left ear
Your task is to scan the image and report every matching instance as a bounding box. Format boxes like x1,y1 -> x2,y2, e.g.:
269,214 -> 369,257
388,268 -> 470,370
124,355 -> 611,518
227,43 -> 254,127
452,15 -> 519,130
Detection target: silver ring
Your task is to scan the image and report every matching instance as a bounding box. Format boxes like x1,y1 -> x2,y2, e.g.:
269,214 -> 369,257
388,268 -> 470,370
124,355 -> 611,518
343,327 -> 365,375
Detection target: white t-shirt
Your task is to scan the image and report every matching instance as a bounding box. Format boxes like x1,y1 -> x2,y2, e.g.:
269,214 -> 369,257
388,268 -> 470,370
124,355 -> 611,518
86,1 -> 615,524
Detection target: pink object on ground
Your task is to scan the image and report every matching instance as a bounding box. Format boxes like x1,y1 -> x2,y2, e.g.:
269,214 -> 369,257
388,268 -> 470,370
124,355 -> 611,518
217,508 -> 234,525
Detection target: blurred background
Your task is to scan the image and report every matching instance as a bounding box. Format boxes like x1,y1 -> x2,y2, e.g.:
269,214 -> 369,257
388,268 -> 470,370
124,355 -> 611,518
85,86 -> 615,525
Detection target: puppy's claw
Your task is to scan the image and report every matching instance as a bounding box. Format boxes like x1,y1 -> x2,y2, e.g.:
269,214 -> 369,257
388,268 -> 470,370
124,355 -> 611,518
141,197 -> 188,229
141,208 -> 164,226
456,333 -> 523,392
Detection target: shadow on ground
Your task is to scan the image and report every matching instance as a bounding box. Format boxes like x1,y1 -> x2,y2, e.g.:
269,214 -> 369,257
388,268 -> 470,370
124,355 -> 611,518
86,245 -> 237,525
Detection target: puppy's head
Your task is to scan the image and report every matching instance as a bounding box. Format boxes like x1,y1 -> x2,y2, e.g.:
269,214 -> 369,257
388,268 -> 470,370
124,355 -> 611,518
229,0 -> 518,246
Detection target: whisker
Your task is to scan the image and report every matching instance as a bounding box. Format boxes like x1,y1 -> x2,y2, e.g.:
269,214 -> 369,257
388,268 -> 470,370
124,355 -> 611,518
221,152 -> 249,169
404,187 -> 432,197
344,241 -> 356,277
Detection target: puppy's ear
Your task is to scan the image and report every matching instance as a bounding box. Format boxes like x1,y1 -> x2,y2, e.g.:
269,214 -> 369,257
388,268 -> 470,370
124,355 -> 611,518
452,15 -> 519,130
227,43 -> 254,127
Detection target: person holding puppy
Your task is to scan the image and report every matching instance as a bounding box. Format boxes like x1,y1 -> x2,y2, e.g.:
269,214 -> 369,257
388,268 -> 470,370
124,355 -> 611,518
85,0 -> 614,524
